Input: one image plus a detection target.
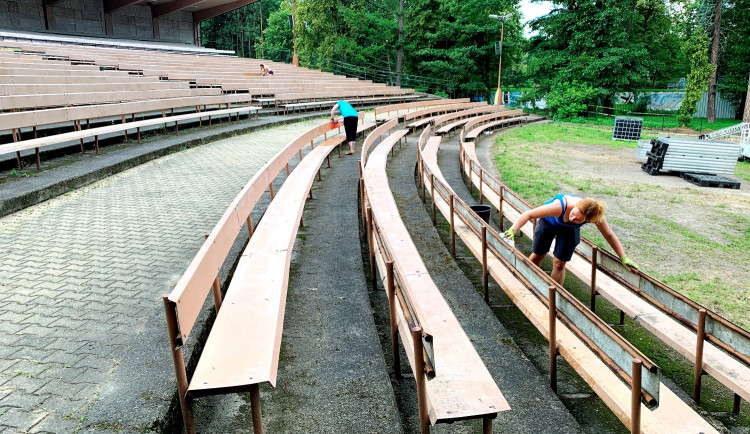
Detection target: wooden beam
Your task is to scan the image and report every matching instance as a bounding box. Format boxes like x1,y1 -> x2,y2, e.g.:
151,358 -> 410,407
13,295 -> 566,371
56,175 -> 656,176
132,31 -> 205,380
153,0 -> 207,18
104,0 -> 143,14
194,0 -> 257,23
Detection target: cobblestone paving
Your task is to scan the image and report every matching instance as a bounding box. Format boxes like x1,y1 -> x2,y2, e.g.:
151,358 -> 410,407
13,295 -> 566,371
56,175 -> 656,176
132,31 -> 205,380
0,119 -> 322,433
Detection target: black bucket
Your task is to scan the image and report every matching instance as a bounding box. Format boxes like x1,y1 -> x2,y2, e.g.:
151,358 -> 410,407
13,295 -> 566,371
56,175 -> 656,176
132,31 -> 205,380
470,204 -> 492,223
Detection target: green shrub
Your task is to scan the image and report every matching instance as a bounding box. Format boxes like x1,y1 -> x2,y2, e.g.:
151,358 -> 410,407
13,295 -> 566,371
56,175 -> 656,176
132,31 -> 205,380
546,81 -> 598,120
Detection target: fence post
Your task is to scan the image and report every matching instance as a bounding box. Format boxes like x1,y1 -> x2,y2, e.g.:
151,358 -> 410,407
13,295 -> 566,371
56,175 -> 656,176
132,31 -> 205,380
693,309 -> 707,403
430,174 -> 436,224
386,260 -> 400,378
449,195 -> 455,256
632,359 -> 643,434
412,326 -> 429,434
548,286 -> 557,393
590,246 -> 598,312
482,226 -> 488,303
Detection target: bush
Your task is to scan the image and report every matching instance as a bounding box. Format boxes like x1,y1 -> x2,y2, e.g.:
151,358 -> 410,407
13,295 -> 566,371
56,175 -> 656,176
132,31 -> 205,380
546,81 -> 599,120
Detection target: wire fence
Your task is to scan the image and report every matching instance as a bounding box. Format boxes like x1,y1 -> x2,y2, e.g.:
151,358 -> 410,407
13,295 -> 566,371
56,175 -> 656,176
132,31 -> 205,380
262,49 -> 454,96
585,105 -> 709,132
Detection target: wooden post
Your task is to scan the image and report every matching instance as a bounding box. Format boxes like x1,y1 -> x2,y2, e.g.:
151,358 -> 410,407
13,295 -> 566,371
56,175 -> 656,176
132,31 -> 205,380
212,277 -> 222,312
163,297 -> 195,434
483,417 -> 492,434
269,182 -> 275,200
246,215 -> 254,239
286,163 -> 290,176
449,195 -> 455,256
367,206 -> 376,291
733,393 -> 742,414
386,260 -> 400,378
479,168 -> 483,204
250,384 -> 264,434
498,186 -> 504,231
693,309 -> 707,403
482,226 -> 489,303
632,359 -> 643,434
590,246 -> 599,312
430,174 -> 436,224
549,286 -> 557,393
412,326 -> 429,434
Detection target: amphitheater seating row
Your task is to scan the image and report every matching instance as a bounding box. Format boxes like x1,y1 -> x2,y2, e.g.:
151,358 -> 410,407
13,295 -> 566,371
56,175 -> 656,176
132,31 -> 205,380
457,117 -> 749,417
165,120 -> 356,434
418,122 -> 721,432
359,119 -> 509,430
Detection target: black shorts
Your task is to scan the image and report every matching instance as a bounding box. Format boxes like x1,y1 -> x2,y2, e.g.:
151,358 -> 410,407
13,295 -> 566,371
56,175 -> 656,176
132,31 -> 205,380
343,116 -> 358,142
532,218 -> 581,262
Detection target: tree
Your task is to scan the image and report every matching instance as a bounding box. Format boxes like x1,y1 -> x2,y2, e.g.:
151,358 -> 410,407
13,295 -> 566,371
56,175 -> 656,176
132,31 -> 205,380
678,32 -> 715,125
526,0 -> 675,114
706,0 -> 722,123
717,0 -> 750,119
260,0 -> 294,59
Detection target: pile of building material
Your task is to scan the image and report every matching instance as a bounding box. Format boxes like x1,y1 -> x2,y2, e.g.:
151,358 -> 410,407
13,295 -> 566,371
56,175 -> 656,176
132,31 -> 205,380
641,137 -> 742,176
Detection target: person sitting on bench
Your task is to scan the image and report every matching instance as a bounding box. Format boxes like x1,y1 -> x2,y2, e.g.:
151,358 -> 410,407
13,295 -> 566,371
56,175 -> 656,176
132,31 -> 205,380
260,63 -> 273,76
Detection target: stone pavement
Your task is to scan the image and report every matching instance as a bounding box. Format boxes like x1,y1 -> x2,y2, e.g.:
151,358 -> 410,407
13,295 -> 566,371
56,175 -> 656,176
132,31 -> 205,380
0,118 -> 324,432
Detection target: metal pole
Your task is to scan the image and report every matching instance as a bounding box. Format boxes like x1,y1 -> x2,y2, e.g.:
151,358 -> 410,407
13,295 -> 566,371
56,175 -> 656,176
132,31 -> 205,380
549,286 -> 557,393
367,206 -> 376,291
632,359 -> 643,434
449,195 -> 455,256
430,174 -> 436,224
693,309 -> 707,403
386,260 -> 401,378
590,246 -> 598,312
498,186 -> 504,231
482,226 -> 488,303
291,0 -> 298,66
494,21 -> 504,105
250,384 -> 264,434
412,326 -> 429,434
733,393 -> 742,414
163,297 -> 195,434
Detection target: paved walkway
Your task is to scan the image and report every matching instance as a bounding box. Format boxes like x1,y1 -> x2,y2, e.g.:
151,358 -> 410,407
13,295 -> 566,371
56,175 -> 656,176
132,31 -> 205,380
0,118 -> 322,432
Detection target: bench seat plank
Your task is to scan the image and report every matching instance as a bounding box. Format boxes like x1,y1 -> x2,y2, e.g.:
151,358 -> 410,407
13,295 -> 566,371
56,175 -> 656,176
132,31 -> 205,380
365,132 -> 509,424
188,135 -> 344,396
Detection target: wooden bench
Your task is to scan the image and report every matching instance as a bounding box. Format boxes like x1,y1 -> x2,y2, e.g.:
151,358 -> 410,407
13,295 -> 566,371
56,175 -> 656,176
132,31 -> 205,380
373,98 -> 470,122
459,134 -> 750,417
359,120 -> 509,431
461,110 -> 526,140
402,102 -> 487,130
420,131 -> 720,433
432,106 -> 509,136
2,106 -> 259,169
165,121 -> 346,433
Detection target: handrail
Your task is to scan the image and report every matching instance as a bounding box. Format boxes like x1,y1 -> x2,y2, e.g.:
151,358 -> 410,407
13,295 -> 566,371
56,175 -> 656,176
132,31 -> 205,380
417,128 -> 662,405
374,98 -> 470,121
167,120 -> 343,344
458,120 -> 750,405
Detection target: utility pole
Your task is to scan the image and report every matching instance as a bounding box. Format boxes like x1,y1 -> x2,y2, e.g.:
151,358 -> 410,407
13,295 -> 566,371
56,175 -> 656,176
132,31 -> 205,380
489,14 -> 507,106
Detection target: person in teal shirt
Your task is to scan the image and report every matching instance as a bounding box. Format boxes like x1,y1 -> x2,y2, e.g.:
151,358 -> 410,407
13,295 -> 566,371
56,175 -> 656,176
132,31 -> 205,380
331,100 -> 358,155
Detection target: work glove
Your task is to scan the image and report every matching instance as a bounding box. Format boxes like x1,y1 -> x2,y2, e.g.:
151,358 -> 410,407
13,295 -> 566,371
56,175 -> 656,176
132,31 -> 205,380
621,256 -> 639,271
503,228 -> 516,243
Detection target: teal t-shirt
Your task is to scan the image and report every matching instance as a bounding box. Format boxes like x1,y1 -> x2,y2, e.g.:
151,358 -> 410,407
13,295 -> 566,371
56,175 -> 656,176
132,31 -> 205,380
338,100 -> 358,118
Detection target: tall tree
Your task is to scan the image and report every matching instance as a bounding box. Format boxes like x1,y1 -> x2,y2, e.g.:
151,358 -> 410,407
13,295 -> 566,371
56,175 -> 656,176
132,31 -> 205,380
706,0 -> 722,122
679,32 -> 715,125
717,0 -> 750,119
526,0 -> 674,116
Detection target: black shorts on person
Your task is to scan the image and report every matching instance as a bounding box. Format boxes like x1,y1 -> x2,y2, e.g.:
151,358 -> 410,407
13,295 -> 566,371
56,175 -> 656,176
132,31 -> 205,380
343,116 -> 358,142
532,218 -> 581,262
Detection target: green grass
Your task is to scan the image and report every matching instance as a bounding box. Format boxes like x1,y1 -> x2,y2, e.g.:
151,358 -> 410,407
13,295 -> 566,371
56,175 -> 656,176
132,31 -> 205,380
736,160 -> 750,182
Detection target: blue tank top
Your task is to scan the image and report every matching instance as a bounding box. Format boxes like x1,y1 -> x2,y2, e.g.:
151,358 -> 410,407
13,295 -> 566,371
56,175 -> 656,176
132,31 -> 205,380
338,100 -> 358,118
543,194 -> 586,228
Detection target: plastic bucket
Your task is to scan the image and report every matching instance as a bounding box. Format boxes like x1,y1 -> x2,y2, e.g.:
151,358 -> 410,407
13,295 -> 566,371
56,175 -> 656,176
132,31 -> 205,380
470,204 -> 492,223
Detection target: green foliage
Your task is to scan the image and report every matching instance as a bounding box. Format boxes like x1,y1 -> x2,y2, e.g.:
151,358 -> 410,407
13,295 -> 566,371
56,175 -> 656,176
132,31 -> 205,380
200,0 -> 280,58
678,32 -> 715,126
545,81 -> 598,120
717,0 -> 750,112
260,1 -> 293,57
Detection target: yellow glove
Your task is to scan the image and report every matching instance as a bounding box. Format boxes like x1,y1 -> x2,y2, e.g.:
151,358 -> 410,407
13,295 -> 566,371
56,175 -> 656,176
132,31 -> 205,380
621,256 -> 639,271
503,228 -> 516,243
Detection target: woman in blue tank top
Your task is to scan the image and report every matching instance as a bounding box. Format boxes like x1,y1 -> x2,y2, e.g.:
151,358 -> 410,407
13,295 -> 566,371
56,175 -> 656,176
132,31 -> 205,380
503,194 -> 638,285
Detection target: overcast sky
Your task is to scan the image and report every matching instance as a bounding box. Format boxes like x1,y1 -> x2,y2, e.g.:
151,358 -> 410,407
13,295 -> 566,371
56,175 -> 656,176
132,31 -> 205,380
519,0 -> 553,36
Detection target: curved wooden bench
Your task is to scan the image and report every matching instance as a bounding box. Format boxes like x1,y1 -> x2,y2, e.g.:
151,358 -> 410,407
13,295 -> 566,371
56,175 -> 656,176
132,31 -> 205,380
374,98 -> 470,123
360,120 -> 509,431
462,110 -> 527,141
403,102 -> 487,130
2,105 -> 260,169
165,121 -> 346,433
432,106 -> 509,136
420,128 -> 719,433
459,125 -> 750,415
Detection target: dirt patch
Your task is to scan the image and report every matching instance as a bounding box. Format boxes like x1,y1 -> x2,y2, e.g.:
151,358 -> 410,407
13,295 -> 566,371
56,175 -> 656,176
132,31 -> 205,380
485,125 -> 750,329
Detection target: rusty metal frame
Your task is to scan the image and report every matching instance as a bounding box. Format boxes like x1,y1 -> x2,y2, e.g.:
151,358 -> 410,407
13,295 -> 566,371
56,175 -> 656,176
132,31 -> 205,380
419,135 -> 662,405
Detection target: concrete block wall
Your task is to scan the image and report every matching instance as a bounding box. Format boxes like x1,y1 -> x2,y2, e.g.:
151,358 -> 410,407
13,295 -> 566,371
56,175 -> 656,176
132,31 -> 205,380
157,11 -> 193,44
0,0 -> 46,31
0,0 -> 195,44
111,4 -> 154,40
52,0 -> 105,35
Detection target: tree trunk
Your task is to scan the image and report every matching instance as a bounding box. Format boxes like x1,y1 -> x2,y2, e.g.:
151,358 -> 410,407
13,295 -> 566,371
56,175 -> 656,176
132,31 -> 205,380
396,0 -> 404,87
744,72 -> 750,123
707,0 -> 722,123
